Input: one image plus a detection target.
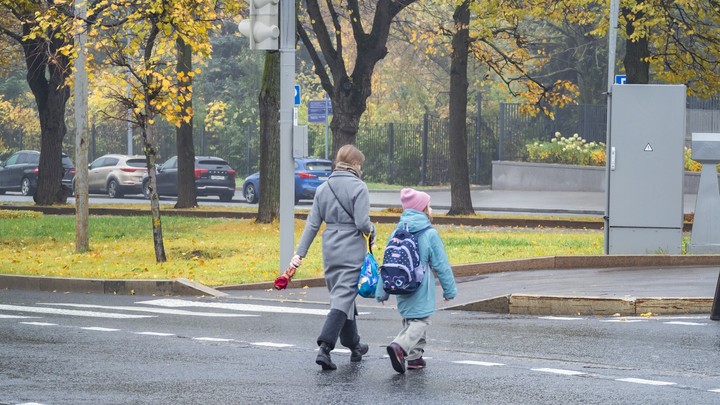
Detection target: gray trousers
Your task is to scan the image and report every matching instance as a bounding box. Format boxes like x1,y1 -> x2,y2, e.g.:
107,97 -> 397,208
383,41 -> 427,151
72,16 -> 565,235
391,317 -> 430,361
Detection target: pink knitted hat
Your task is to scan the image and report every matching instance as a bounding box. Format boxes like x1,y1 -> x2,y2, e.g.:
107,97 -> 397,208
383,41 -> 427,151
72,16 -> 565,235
400,188 -> 431,211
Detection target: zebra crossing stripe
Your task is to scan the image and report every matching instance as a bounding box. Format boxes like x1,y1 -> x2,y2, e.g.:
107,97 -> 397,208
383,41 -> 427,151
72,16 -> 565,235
0,304 -> 153,319
20,322 -> 58,326
81,327 -> 120,332
135,332 -> 176,337
253,342 -> 295,348
453,360 -> 504,367
40,303 -> 257,317
193,337 -> 235,342
0,314 -> 40,319
616,378 -> 676,386
663,321 -> 707,326
532,368 -> 586,376
137,298 -> 330,316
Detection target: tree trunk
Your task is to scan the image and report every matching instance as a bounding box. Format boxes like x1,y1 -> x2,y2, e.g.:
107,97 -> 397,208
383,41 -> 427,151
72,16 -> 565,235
257,51 -> 281,223
447,1 -> 474,216
21,30 -> 71,206
142,119 -> 167,262
328,92 -> 363,157
299,0 -> 417,157
175,37 -> 198,209
622,4 -> 650,84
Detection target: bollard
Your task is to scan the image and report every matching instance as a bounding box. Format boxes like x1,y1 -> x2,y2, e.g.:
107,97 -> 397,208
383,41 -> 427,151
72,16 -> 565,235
711,271 -> 720,321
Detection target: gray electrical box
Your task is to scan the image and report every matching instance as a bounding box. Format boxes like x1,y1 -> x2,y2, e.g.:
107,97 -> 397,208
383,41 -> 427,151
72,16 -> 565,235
607,85 -> 685,254
293,125 -> 308,158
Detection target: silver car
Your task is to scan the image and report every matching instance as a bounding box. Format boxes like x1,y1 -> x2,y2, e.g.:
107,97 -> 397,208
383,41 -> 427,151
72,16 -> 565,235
83,154 -> 147,198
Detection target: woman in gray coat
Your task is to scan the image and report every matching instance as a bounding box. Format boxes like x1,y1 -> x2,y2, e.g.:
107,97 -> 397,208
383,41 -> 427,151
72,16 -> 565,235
290,144 -> 375,370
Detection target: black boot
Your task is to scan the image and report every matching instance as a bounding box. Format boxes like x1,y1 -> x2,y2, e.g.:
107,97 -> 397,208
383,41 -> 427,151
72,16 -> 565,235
350,343 -> 369,362
339,315 -> 367,362
316,342 -> 336,370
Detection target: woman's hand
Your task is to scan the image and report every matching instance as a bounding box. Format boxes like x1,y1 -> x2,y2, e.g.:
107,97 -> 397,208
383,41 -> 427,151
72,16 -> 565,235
290,254 -> 303,269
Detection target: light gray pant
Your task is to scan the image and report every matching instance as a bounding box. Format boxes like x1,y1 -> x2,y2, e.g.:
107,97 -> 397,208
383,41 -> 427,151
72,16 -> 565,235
391,317 -> 430,361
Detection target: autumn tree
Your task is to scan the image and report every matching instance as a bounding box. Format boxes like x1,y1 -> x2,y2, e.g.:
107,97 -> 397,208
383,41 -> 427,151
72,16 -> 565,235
0,1 -> 74,205
297,0 -> 417,155
620,0 -> 720,94
86,0 -> 236,262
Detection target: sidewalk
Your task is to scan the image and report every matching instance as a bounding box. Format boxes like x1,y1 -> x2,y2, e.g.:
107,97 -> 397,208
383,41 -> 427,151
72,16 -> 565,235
369,188 -> 698,216
219,260 -> 720,316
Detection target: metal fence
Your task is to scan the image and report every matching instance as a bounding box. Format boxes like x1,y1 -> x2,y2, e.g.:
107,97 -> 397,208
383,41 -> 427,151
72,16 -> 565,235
5,95 -> 720,187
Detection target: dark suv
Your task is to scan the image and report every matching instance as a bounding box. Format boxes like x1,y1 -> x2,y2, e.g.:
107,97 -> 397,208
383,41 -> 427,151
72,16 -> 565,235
0,150 -> 75,196
142,156 -> 236,201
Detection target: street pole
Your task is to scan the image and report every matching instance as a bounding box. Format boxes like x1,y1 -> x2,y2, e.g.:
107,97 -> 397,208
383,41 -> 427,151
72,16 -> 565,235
604,0 -> 620,255
74,0 -> 89,252
324,95 -> 329,159
278,0 -> 295,272
127,38 -> 133,156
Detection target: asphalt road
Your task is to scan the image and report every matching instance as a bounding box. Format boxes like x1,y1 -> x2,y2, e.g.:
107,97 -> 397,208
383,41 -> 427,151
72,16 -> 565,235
2,290 -> 720,404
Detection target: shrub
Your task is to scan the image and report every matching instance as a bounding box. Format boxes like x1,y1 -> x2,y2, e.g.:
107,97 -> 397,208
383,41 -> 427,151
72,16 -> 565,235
527,135 -> 711,172
526,132 -> 606,166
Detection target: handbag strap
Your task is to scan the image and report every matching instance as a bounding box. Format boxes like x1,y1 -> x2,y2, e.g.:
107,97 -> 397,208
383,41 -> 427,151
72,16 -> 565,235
327,180 -> 354,220
328,179 -> 373,254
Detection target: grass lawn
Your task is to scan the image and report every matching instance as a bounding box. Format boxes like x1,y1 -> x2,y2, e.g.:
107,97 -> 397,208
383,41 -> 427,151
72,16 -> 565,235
0,210 -> 604,287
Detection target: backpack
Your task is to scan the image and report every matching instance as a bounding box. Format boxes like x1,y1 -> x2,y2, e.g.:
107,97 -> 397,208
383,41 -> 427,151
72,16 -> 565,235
379,225 -> 431,295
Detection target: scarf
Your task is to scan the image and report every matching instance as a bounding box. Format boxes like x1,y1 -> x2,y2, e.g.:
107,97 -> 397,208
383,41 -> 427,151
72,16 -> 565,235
334,161 -> 361,177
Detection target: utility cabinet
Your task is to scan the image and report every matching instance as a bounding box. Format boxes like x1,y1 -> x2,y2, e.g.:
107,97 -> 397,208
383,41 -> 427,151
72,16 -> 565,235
607,85 -> 685,254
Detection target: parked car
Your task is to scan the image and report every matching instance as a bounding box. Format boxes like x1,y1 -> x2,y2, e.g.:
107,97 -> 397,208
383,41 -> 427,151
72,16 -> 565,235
0,150 -> 74,196
242,158 -> 333,204
142,155 -> 236,202
79,154 -> 147,198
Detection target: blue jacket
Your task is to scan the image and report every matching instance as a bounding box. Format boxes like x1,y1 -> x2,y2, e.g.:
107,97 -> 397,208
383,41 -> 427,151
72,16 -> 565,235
376,209 -> 457,318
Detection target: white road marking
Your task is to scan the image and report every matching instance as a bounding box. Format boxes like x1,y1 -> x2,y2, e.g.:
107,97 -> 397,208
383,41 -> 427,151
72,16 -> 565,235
252,342 -> 295,348
663,321 -> 707,326
20,322 -> 58,326
0,314 -> 40,319
137,298 -> 330,316
600,319 -> 647,323
532,368 -> 586,376
538,316 -> 583,321
708,389 -> 720,393
0,304 -> 153,319
41,303 -> 257,317
616,378 -> 676,386
453,360 -> 504,367
17,402 -> 47,405
134,332 -> 176,337
193,337 -> 235,342
80,327 -> 120,332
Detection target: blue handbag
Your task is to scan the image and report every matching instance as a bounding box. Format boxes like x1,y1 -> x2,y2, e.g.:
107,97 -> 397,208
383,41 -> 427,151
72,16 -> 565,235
357,234 -> 379,298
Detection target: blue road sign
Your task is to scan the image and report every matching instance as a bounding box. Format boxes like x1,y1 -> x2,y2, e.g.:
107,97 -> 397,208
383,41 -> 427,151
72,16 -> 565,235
308,99 -> 332,123
615,75 -> 627,85
294,85 -> 301,105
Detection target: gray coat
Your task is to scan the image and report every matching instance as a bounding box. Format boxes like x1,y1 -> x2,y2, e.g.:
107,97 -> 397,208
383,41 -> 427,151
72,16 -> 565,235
295,170 -> 375,320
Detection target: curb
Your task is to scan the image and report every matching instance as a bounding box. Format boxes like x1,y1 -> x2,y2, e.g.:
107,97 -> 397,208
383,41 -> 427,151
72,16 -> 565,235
0,274 -> 228,298
447,294 -> 713,316
218,254 -> 720,291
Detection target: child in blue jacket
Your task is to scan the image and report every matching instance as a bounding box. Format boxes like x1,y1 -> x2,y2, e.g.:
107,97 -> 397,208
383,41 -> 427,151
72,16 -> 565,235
376,188 -> 457,373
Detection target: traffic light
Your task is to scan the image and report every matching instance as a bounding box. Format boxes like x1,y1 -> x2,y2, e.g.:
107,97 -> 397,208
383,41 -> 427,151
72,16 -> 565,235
238,0 -> 280,50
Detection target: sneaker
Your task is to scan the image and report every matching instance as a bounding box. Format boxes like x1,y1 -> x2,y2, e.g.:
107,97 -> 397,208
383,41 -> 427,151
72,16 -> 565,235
350,343 -> 369,362
386,342 -> 406,374
407,357 -> 426,369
